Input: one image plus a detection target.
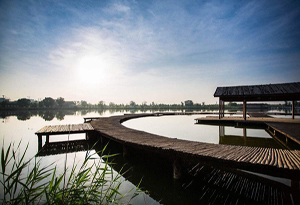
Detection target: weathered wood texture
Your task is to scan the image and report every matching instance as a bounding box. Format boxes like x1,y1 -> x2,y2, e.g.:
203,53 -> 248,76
35,123 -> 94,135
90,114 -> 300,180
214,82 -> 300,101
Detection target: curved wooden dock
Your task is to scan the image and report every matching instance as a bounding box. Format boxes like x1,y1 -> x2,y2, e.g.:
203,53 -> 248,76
90,113 -> 300,180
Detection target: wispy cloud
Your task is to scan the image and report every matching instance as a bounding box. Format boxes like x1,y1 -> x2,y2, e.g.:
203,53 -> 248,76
0,0 -> 299,103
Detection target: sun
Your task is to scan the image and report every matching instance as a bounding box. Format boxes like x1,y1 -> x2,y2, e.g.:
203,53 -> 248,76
76,55 -> 109,84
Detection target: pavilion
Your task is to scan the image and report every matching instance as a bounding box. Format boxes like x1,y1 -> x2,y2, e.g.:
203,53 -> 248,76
214,82 -> 300,120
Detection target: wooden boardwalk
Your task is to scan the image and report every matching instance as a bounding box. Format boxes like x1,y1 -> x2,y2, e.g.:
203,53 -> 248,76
90,113 -> 300,180
35,123 -> 94,135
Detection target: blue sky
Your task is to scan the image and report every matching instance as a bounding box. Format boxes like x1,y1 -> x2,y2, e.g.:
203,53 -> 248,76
0,0 -> 299,104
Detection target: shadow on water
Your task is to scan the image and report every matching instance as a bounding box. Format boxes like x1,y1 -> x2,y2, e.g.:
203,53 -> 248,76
93,135 -> 299,205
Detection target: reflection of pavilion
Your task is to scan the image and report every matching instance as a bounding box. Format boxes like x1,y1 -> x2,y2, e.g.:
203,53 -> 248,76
218,126 -> 284,149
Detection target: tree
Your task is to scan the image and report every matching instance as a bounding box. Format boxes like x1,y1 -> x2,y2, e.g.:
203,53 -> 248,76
109,102 -> 115,108
80,101 -> 88,108
56,97 -> 65,108
129,101 -> 136,107
98,101 -> 105,109
228,102 -> 237,107
42,97 -> 55,108
38,101 -> 44,108
184,100 -> 193,106
30,101 -> 38,108
17,98 -> 31,108
141,101 -> 147,109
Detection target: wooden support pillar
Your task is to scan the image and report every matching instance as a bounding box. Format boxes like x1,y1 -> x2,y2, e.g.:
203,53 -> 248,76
243,100 -> 247,120
219,126 -> 225,144
123,144 -> 129,157
173,158 -> 182,179
38,135 -> 42,151
222,100 -> 225,118
243,128 -> 247,145
219,98 -> 225,119
219,98 -> 221,119
46,135 -> 49,144
243,128 -> 247,137
86,132 -> 89,140
292,101 -> 295,119
219,126 -> 225,137
291,180 -> 299,193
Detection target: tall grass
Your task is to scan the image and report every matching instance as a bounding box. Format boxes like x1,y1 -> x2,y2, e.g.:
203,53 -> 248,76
1,142 -> 142,204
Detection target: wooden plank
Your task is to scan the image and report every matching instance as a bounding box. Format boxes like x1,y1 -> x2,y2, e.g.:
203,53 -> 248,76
35,123 -> 94,135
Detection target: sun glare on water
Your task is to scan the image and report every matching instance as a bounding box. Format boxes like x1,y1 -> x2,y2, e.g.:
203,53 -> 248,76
76,55 -> 110,84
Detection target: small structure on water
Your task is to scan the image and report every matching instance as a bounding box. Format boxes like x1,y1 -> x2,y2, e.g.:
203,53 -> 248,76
214,82 -> 300,120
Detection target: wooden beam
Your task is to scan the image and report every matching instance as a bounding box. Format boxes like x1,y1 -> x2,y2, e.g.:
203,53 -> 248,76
173,158 -> 182,179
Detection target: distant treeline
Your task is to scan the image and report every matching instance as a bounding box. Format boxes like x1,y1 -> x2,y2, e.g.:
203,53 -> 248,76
0,97 -> 298,111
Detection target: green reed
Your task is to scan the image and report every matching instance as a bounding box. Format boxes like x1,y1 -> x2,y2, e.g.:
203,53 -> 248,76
1,142 -> 142,205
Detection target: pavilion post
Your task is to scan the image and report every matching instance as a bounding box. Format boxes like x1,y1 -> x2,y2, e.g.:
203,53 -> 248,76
243,100 -> 247,120
219,98 -> 221,119
292,101 -> 295,119
222,100 -> 225,118
38,135 -> 42,151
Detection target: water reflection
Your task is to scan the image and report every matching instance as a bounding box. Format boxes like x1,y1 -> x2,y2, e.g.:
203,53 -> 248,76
218,126 -> 285,149
1,110 -> 299,204
0,109 -> 156,122
100,140 -> 298,205
36,139 -> 91,156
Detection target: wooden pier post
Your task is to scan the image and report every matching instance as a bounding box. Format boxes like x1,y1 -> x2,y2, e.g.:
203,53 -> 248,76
243,128 -> 247,137
291,180 -> 299,193
173,158 -> 182,179
123,144 -> 129,157
38,135 -> 42,151
222,100 -> 225,118
219,98 -> 221,119
292,101 -> 295,119
243,100 -> 247,120
243,128 -> 247,145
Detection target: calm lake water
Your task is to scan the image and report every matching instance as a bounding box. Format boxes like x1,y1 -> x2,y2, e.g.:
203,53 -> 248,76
123,114 -> 284,148
0,109 -> 298,204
